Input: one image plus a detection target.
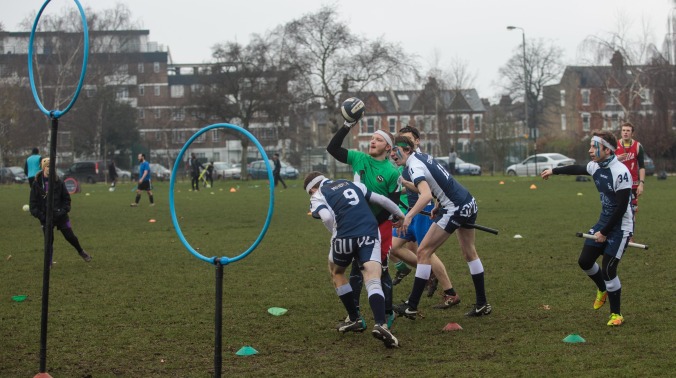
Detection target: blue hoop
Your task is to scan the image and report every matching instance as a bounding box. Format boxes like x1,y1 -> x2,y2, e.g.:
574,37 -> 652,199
169,123 -> 275,265
28,0 -> 89,119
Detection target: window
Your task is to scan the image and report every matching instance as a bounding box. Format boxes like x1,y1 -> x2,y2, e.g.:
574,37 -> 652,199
154,86 -> 160,96
581,89 -> 590,105
191,84 -> 204,94
153,62 -> 160,73
606,89 -> 620,105
367,118 -> 375,134
138,108 -> 144,119
195,133 -> 206,143
172,130 -> 186,143
154,109 -> 161,119
116,87 -> 128,99
640,88 -> 652,104
582,113 -> 590,131
560,114 -> 566,131
170,85 -> 184,98
388,117 -> 396,133
171,108 -> 185,121
117,64 -> 128,74
400,116 -> 410,128
560,90 -> 566,107
462,116 -> 469,133
473,115 -> 482,133
212,129 -> 220,142
138,63 -> 144,73
138,86 -> 145,96
155,131 -> 162,141
397,94 -> 409,101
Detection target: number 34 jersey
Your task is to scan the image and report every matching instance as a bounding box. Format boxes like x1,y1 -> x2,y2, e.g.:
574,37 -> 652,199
310,179 -> 380,239
586,158 -> 633,232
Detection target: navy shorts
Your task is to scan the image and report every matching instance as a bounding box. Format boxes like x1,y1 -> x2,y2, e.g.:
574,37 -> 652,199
138,180 -> 152,191
584,224 -> 632,259
328,235 -> 381,267
434,197 -> 478,234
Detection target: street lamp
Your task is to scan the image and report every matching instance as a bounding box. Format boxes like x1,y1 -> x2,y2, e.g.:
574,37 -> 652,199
507,25 -> 536,173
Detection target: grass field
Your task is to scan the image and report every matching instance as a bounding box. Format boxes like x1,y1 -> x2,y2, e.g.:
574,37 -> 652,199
1,174 -> 675,377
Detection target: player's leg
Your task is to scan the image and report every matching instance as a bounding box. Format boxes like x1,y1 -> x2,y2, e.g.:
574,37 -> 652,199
456,227 -> 490,316
361,239 -> 399,348
329,238 -> 364,333
147,189 -> 154,205
57,222 -> 90,262
390,230 -> 414,285
578,243 -> 606,309
395,224 -> 450,317
601,231 -> 629,326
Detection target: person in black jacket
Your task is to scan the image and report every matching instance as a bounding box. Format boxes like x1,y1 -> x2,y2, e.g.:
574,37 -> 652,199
272,153 -> 287,189
30,158 -> 91,263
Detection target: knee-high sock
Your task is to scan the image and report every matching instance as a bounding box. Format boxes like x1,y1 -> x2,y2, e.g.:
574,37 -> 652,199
349,262 -> 363,312
583,263 -> 607,292
366,278 -> 386,325
605,276 -> 622,314
336,284 -> 359,321
468,258 -> 487,305
407,264 -> 431,309
381,266 -> 393,315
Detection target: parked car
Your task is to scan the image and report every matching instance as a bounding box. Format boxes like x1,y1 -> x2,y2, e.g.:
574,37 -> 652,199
436,156 -> 482,176
116,167 -> 131,181
644,154 -> 655,176
247,160 -> 299,180
63,161 -> 106,183
212,162 -> 241,180
505,153 -> 575,176
0,166 -> 28,184
131,163 -> 172,181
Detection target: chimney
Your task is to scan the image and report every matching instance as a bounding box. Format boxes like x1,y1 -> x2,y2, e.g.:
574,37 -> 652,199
610,51 -> 624,71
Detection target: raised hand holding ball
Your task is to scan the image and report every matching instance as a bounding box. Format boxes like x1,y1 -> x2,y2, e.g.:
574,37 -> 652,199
341,97 -> 365,125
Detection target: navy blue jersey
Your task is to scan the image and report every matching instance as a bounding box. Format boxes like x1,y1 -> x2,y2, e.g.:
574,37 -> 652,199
406,152 -> 472,211
310,179 -> 380,239
587,158 -> 633,232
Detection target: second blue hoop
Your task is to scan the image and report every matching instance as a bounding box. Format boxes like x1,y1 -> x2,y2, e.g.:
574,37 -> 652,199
28,0 -> 89,119
169,123 -> 275,265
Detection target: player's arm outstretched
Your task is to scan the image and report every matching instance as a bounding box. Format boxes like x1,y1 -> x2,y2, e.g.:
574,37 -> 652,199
541,165 -> 588,180
326,123 -> 353,164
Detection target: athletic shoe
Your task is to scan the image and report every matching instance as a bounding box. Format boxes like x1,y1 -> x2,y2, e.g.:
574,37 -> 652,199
465,303 -> 492,317
426,274 -> 439,297
149,203 -> 156,207
392,267 -> 412,285
79,251 -> 92,262
337,316 -> 367,333
433,293 -> 461,309
393,301 -> 419,320
372,324 -> 399,348
130,203 -> 138,207
607,313 -> 624,326
386,311 -> 395,329
593,290 -> 608,310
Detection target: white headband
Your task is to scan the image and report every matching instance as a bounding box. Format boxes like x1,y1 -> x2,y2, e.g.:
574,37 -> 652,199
305,175 -> 326,194
592,136 -> 616,152
373,130 -> 393,147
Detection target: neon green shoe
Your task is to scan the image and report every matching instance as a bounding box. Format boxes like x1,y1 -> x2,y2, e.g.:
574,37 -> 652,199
607,313 -> 624,326
593,290 -> 608,310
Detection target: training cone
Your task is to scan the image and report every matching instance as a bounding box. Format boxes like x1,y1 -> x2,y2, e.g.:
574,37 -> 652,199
12,295 -> 28,302
513,234 -> 523,239
577,192 -> 583,196
149,219 -> 156,223
229,187 -> 237,192
499,181 -> 505,185
442,322 -> 463,331
562,334 -> 586,343
529,184 -> 537,189
236,346 -> 258,356
34,373 -> 53,378
267,307 -> 288,316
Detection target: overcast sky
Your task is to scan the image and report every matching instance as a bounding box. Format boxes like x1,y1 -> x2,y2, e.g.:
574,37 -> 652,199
4,0 -> 674,101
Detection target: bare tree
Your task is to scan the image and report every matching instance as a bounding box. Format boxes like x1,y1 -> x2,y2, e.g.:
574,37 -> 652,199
195,35 -> 292,178
499,38 -> 565,130
283,5 -> 418,133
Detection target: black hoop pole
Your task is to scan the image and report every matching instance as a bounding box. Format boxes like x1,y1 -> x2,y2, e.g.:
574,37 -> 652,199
38,116 -> 59,374
214,259 -> 223,378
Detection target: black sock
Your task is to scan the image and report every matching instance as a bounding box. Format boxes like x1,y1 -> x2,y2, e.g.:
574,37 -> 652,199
135,194 -> 141,204
381,268 -> 393,315
149,195 -> 154,204
444,288 -> 457,296
338,290 -> 359,321
471,272 -> 487,305
590,271 -> 606,292
608,288 -> 622,314
407,277 -> 427,309
368,293 -> 386,325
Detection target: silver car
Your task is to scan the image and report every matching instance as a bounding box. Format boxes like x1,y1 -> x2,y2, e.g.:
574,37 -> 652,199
506,153 -> 575,176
